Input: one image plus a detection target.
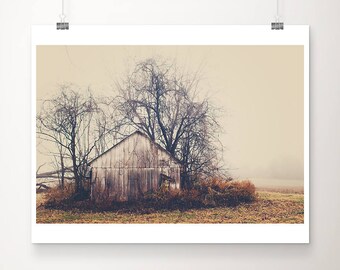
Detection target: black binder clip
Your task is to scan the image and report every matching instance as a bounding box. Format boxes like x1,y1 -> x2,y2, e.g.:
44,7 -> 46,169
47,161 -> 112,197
271,22 -> 284,30
57,22 -> 69,30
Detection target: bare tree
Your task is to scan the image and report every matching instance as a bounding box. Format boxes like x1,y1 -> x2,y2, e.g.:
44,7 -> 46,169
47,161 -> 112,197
93,97 -> 127,157
37,85 -> 103,196
117,58 -> 224,188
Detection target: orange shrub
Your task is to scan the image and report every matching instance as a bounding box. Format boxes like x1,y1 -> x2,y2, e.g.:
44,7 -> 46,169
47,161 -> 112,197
45,183 -> 75,202
141,178 -> 256,210
196,179 -> 257,206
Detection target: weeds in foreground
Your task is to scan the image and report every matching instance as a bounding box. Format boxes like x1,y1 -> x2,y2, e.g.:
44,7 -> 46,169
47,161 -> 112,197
41,179 -> 257,213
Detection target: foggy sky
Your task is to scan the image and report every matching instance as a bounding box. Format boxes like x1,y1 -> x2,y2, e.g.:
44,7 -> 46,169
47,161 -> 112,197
36,45 -> 304,181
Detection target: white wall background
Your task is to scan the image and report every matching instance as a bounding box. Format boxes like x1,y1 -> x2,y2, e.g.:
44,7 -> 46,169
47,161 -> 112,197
0,0 -> 339,269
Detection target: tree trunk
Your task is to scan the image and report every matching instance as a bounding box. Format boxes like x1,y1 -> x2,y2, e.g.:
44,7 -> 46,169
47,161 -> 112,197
60,153 -> 65,189
181,170 -> 191,190
70,128 -> 83,194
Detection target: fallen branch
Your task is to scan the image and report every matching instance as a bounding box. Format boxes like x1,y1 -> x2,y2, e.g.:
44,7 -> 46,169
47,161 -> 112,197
36,183 -> 50,190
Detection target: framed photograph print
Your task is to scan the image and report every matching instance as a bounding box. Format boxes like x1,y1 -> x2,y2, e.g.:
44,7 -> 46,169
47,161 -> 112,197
31,25 -> 309,243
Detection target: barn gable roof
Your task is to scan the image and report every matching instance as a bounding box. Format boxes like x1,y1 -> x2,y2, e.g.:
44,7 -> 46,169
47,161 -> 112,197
89,131 -> 182,165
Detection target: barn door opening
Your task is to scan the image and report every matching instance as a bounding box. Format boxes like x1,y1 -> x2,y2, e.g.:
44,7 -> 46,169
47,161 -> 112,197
160,173 -> 175,191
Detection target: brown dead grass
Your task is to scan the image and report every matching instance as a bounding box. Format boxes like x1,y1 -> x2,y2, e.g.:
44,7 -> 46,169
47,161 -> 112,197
36,191 -> 304,224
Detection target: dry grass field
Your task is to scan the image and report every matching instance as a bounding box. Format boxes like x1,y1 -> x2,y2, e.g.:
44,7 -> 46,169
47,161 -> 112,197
36,190 -> 304,224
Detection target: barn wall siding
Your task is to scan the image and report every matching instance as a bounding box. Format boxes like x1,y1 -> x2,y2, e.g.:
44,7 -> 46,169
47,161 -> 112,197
90,132 -> 181,202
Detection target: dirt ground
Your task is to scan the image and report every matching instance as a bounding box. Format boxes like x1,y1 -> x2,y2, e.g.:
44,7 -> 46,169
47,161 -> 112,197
36,190 -> 304,224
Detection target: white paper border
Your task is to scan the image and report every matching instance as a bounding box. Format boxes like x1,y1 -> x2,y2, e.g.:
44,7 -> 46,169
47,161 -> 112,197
31,25 -> 309,244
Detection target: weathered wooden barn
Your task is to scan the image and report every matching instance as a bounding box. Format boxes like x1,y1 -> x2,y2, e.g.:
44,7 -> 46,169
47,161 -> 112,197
89,131 -> 181,202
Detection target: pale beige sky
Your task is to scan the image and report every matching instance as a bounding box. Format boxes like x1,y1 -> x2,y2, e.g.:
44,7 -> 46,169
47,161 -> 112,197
37,45 -> 304,181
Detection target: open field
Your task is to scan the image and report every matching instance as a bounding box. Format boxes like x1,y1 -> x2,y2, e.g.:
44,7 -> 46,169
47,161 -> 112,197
249,178 -> 304,193
36,191 -> 304,224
